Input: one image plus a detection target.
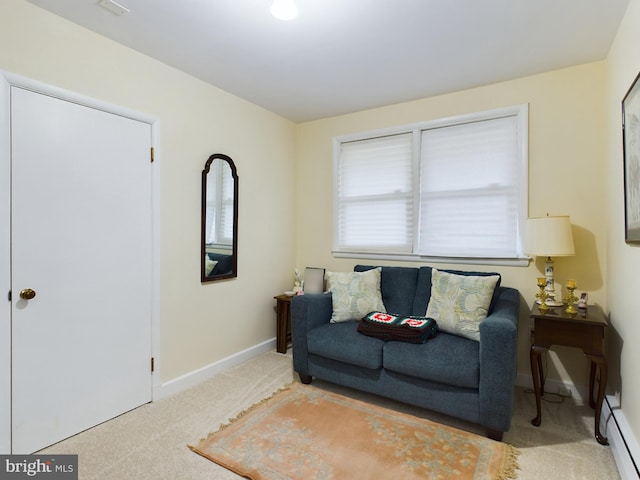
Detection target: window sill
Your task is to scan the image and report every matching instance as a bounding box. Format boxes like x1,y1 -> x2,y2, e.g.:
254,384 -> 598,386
332,250 -> 530,267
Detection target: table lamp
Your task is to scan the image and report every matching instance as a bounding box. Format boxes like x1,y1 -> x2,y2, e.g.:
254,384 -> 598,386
525,215 -> 575,306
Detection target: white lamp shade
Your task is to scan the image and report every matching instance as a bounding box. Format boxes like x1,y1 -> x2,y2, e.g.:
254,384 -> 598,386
525,216 -> 575,256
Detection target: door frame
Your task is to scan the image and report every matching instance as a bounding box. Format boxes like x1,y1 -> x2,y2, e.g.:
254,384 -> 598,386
0,70 -> 161,454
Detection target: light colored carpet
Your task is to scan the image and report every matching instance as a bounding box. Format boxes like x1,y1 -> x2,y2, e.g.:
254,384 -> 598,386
39,350 -> 620,479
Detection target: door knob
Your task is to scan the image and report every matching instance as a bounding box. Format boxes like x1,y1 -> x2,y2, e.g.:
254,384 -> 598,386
19,288 -> 36,300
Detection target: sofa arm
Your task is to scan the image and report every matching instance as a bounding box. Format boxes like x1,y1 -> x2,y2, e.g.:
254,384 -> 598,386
478,286 -> 520,433
291,293 -> 333,377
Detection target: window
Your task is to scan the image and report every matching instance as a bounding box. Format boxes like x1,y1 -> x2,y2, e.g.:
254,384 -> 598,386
333,105 -> 528,265
205,160 -> 234,247
336,133 -> 414,253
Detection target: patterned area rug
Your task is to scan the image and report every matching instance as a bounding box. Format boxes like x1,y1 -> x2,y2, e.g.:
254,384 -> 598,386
189,383 -> 519,480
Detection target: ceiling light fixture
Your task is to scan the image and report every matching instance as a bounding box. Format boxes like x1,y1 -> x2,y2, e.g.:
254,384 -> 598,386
98,0 -> 130,16
270,0 -> 298,21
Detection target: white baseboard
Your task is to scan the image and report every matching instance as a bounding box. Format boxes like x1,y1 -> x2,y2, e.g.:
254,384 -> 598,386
154,338 -> 277,399
515,373 -> 589,405
602,395 -> 640,480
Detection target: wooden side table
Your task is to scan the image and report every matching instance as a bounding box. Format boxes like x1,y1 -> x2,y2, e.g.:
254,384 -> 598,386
529,302 -> 609,445
274,294 -> 293,354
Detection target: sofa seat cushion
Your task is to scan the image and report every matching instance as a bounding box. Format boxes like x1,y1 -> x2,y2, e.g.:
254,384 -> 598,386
307,322 -> 384,370
382,332 -> 480,389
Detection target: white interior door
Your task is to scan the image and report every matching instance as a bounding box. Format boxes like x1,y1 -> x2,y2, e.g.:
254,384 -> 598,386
11,86 -> 153,453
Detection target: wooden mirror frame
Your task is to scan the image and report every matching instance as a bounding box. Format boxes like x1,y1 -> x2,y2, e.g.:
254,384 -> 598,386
201,153 -> 238,282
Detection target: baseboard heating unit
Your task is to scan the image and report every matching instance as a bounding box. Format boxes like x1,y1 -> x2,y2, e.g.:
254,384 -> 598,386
603,394 -> 640,479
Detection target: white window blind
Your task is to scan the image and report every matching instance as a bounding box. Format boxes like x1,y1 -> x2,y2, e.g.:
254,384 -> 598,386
206,160 -> 234,246
336,133 -> 413,253
333,105 -> 528,263
419,116 -> 520,258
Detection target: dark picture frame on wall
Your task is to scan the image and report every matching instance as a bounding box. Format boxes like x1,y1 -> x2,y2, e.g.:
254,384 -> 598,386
623,70 -> 640,243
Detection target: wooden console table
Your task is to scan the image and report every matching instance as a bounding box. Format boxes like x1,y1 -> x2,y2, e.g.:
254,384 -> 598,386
529,302 -> 609,445
274,294 -> 293,354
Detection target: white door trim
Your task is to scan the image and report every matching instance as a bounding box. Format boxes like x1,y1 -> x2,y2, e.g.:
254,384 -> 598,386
0,70 -> 161,454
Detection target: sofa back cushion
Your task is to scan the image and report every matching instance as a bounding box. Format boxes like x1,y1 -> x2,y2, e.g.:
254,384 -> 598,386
412,266 -> 502,316
413,267 -> 434,315
355,265 -> 418,316
354,265 -> 502,319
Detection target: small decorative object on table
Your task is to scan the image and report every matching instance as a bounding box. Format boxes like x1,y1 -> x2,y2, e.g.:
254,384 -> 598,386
578,292 -> 589,309
536,277 -> 549,312
292,268 -> 303,294
564,279 -> 578,315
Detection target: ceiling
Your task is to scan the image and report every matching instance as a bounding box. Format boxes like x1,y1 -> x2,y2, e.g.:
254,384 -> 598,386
26,0 -> 630,122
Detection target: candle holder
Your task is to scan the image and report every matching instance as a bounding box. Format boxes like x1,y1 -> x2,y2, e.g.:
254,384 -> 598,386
564,280 -> 578,315
536,277 -> 549,312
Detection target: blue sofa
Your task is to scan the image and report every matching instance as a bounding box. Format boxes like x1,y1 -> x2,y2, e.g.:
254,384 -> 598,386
291,265 -> 520,441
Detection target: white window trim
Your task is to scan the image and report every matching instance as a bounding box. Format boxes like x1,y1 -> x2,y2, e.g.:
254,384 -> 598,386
332,104 -> 529,267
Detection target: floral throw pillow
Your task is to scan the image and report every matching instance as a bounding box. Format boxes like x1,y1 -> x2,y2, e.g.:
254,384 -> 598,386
326,267 -> 386,323
204,256 -> 218,276
425,268 -> 500,341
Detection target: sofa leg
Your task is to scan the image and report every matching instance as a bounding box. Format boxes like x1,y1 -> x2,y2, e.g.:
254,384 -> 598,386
487,429 -> 503,442
299,373 -> 312,384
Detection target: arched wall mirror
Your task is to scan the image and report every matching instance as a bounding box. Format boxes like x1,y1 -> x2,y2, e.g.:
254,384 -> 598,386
201,153 -> 238,282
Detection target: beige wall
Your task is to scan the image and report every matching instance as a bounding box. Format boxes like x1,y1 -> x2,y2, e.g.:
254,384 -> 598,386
606,0 -> 640,448
0,0 -> 297,381
296,62 -> 608,389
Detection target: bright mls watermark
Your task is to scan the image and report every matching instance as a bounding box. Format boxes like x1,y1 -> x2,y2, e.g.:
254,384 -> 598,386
0,455 -> 77,479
